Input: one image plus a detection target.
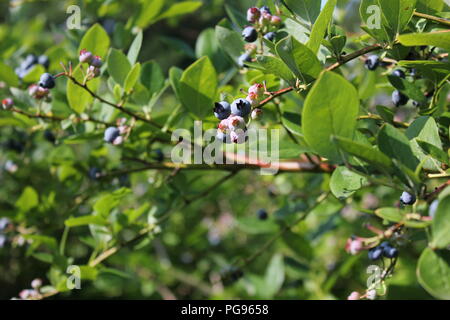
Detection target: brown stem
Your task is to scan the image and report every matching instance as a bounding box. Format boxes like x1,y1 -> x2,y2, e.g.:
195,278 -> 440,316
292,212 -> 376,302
413,11 -> 450,27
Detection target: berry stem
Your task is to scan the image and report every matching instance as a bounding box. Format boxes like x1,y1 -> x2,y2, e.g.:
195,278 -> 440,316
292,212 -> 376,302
413,11 -> 450,27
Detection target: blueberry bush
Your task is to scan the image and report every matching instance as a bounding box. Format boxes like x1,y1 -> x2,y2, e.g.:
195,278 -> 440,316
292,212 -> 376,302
1,0 -> 450,300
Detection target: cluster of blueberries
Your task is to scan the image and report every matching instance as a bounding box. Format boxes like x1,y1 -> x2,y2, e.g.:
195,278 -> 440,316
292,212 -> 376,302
238,6 -> 282,67
364,55 -> 428,108
79,49 -> 103,79
214,84 -> 264,144
368,241 -> 398,260
15,54 -> 50,80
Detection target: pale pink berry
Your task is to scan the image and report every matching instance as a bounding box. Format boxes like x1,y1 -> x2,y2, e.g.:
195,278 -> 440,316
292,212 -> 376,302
28,84 -> 39,96
251,108 -> 262,119
246,94 -> 260,107
271,15 -> 282,26
218,118 -> 230,131
345,237 -> 363,255
228,115 -> 245,131
87,65 -> 100,79
259,12 -> 272,25
366,289 -> 376,300
248,83 -> 265,96
19,289 -> 37,300
230,130 -> 246,144
79,49 -> 93,64
31,279 -> 42,289
2,98 -> 13,110
112,135 -> 124,145
347,291 -> 361,300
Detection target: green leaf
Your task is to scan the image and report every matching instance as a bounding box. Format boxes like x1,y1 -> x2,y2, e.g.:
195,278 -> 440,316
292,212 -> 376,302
264,254 -> 285,298
215,25 -> 245,62
16,186 -> 39,213
179,56 -> 217,119
169,66 -> 183,99
282,0 -> 321,26
141,61 -> 165,97
416,140 -> 449,165
375,207 -> 405,223
417,0 -> 444,14
307,0 -> 337,54
22,64 -> 45,83
236,217 -> 279,235
360,0 -> 417,43
79,266 -> 99,281
157,1 -> 202,21
398,60 -> 450,83
378,124 -> 419,171
417,248 -> 450,300
387,75 -> 427,104
406,116 -> 443,170
276,36 -> 322,82
333,136 -> 394,170
107,49 -> 131,86
78,23 -> 110,59
330,167 -> 367,200
66,66 -> 100,113
255,55 -> 296,85
302,71 -> 359,161
431,196 -> 450,249
135,0 -> 164,29
124,63 -> 141,93
127,31 -> 143,65
65,215 -> 108,227
399,31 -> 450,52
282,231 -> 313,260
0,61 -> 19,87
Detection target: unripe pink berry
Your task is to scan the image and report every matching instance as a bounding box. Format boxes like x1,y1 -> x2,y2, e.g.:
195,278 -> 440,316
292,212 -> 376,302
347,291 -> 361,300
271,15 -> 282,26
228,115 -> 245,131
2,98 -> 13,110
31,278 -> 42,289
248,83 -> 265,96
251,108 -> 262,119
247,7 -> 261,23
259,12 -> 272,26
79,49 -> 93,64
345,237 -> 363,255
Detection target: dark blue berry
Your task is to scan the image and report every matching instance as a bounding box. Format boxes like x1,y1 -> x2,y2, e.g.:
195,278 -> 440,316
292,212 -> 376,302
392,69 -> 406,78
368,246 -> 383,261
38,55 -> 50,69
44,130 -> 56,144
260,6 -> 271,14
231,98 -> 251,117
365,55 -> 380,71
39,73 -> 55,89
400,191 -> 416,205
104,127 -> 120,143
88,167 -> 101,180
257,209 -> 268,220
213,101 -> 231,120
242,26 -> 258,43
392,90 -> 409,107
264,32 -> 276,42
238,53 -> 252,68
152,149 -> 164,162
383,246 -> 398,259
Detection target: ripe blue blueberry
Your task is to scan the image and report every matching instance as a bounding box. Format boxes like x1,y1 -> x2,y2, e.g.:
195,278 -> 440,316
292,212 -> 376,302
39,73 -> 56,89
257,209 -> 268,220
152,149 -> 164,162
392,69 -> 406,78
400,191 -> 416,205
260,6 -> 271,15
368,246 -> 383,261
38,55 -> 50,69
44,130 -> 56,144
88,167 -> 101,180
392,90 -> 409,107
264,32 -> 276,42
22,54 -> 38,70
0,217 -> 10,230
238,53 -> 252,68
242,26 -> 258,43
104,127 -> 120,143
364,55 -> 380,71
213,101 -> 231,120
231,98 -> 251,117
383,246 -> 398,259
